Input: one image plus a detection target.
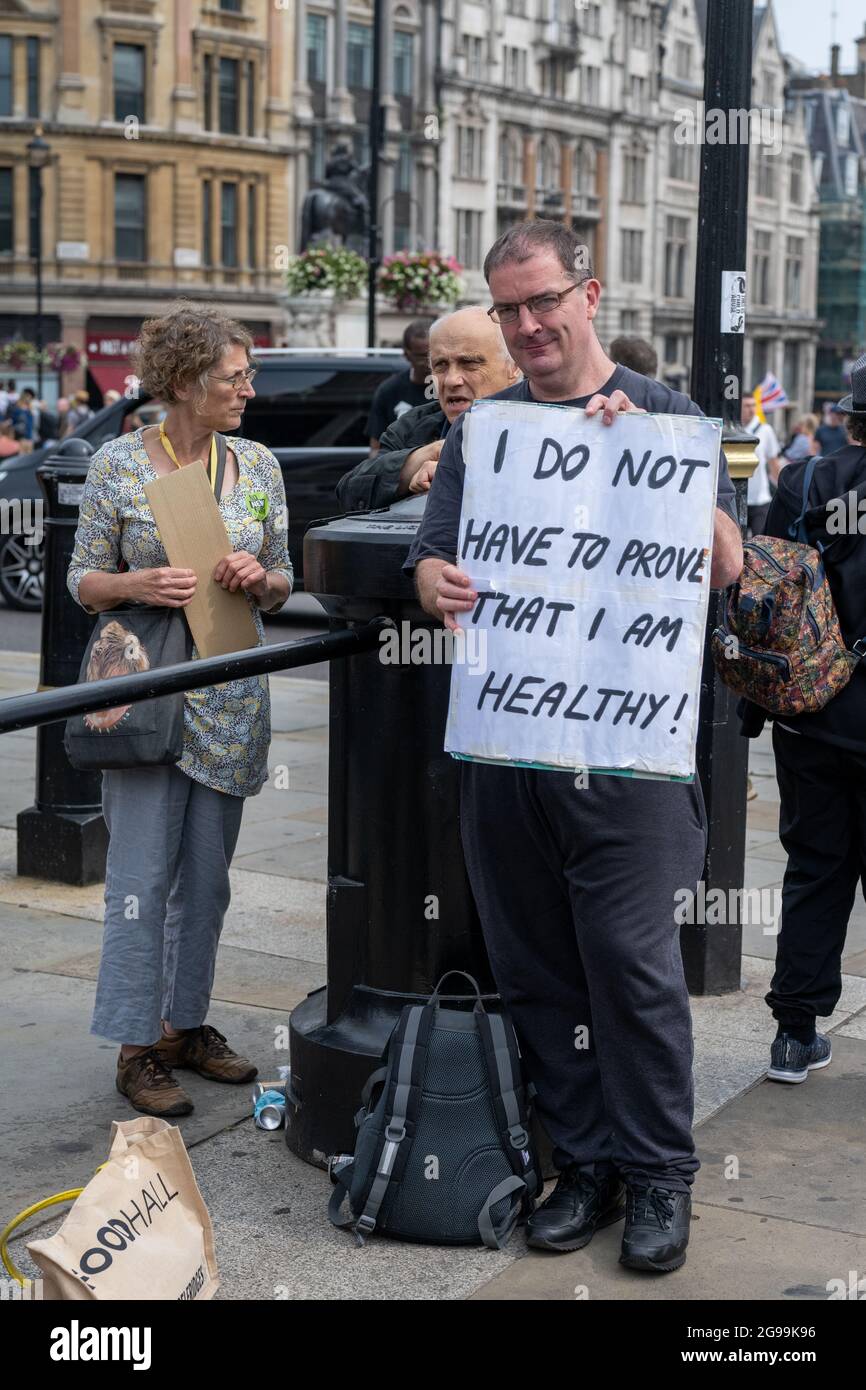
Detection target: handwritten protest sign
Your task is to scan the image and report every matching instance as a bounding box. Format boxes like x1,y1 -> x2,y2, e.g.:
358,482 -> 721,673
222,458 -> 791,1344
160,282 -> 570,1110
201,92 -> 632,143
444,400 -> 722,780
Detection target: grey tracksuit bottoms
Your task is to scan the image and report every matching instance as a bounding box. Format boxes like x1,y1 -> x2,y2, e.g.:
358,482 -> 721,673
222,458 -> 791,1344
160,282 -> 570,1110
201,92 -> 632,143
459,762 -> 707,1191
92,765 -> 245,1045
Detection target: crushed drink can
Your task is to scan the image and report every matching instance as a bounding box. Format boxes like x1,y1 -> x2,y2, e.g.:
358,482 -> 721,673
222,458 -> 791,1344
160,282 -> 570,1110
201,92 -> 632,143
253,1088 -> 287,1130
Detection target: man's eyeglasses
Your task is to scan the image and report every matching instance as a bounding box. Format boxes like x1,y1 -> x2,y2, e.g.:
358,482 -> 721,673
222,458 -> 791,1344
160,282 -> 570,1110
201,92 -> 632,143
487,280 -> 587,326
208,365 -> 258,391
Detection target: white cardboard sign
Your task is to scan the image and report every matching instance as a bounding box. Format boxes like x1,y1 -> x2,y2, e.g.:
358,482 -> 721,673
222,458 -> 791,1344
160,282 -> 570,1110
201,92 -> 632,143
444,400 -> 722,780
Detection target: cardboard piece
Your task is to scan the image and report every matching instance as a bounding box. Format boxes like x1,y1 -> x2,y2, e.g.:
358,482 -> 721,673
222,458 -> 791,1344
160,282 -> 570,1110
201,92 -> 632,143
144,465 -> 260,658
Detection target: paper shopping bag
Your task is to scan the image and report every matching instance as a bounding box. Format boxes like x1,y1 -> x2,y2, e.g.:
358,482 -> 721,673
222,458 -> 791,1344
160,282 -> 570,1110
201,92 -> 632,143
27,1117 -> 219,1300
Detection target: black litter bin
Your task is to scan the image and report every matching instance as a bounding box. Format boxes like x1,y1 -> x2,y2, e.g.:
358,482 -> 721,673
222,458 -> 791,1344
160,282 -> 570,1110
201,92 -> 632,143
287,494 -> 496,1166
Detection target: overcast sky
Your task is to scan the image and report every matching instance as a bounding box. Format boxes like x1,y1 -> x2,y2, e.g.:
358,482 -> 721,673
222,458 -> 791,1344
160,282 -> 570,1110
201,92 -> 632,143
774,0 -> 864,74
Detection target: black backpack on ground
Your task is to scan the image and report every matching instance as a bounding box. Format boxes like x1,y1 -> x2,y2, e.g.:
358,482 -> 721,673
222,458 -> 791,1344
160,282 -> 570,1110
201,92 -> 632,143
328,971 -> 542,1248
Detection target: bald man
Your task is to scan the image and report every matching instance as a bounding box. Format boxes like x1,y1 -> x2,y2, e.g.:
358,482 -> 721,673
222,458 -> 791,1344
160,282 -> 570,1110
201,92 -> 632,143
336,306 -> 521,512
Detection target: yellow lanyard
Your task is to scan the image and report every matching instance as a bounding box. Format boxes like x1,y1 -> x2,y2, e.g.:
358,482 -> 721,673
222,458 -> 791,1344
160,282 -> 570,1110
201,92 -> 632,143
159,422 -> 218,493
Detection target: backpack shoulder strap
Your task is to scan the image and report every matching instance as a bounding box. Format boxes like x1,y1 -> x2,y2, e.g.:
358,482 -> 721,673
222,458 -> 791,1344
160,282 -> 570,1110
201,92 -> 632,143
351,1002 -> 433,1240
476,1010 -> 540,1201
789,456 -> 820,543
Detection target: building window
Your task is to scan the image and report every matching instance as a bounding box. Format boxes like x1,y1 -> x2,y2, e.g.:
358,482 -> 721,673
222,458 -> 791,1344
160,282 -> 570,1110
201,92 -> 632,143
620,229 -> 643,283
751,339 -> 769,386
789,152 -> 803,204
674,41 -> 692,79
0,168 -> 11,254
784,235 -> 802,308
307,14 -> 327,83
202,178 -> 212,265
115,173 -> 146,262
505,0 -> 527,13
540,57 -> 568,99
783,340 -> 800,400
761,70 -> 775,107
620,310 -> 640,332
630,75 -> 648,111
245,59 -> 255,135
0,36 -> 11,118
581,66 -> 600,105
464,35 -> 484,81
498,130 -> 523,192
221,182 -> 238,267
537,137 -> 560,195
395,136 -> 412,192
219,57 -> 240,134
203,52 -> 213,129
26,37 -> 39,118
752,229 -> 772,305
114,43 -> 146,123
668,135 -> 694,182
503,47 -> 528,90
310,125 -> 326,182
247,183 -> 257,268
844,154 -> 859,197
456,209 -> 483,269
835,102 -> 850,146
220,0 -> 242,11
755,147 -> 775,199
28,165 -> 40,260
583,4 -> 602,38
457,126 -> 483,181
394,31 -> 413,96
348,22 -> 372,89
623,151 -> 645,203
664,215 -> 689,298
632,14 -> 649,48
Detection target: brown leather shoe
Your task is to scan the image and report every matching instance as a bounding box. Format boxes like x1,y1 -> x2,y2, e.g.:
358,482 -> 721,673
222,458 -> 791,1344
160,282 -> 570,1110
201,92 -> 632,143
153,1024 -> 258,1084
116,1048 -> 194,1117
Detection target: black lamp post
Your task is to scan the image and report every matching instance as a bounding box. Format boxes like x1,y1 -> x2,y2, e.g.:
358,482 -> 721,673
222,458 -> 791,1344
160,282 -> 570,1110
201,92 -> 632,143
687,0 -> 758,993
366,0 -> 384,347
26,127 -> 50,402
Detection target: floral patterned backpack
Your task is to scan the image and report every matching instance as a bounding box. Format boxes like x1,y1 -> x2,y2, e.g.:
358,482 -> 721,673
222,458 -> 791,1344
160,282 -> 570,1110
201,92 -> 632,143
711,458 -> 865,715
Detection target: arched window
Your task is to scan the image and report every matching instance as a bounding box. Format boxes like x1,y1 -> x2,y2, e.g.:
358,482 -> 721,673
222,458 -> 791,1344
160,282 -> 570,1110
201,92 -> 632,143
573,140 -> 597,194
498,128 -> 523,188
537,135 -> 560,193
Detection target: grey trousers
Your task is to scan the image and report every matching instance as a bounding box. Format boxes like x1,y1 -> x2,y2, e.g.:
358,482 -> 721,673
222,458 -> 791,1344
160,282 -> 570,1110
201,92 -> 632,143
459,762 -> 707,1192
92,765 -> 245,1045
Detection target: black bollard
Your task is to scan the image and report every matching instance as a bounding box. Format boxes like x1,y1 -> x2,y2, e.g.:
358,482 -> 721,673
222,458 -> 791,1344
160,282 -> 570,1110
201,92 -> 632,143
17,439 -> 109,884
288,494 -> 497,1167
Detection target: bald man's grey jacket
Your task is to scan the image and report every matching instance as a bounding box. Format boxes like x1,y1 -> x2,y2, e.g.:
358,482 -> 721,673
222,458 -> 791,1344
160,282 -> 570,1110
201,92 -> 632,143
336,399 -> 446,512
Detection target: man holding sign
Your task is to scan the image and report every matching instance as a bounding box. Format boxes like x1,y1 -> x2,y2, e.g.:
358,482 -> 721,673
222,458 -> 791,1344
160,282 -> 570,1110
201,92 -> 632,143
406,221 -> 742,1273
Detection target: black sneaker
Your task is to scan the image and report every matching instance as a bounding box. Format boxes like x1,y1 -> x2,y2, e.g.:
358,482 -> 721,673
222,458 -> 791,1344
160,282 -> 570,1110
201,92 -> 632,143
768,1031 -> 832,1084
526,1166 -> 625,1252
619,1185 -> 691,1272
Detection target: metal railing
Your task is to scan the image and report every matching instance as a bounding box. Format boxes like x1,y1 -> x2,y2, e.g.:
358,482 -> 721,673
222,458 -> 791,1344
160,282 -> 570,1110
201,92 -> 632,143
0,619 -> 393,735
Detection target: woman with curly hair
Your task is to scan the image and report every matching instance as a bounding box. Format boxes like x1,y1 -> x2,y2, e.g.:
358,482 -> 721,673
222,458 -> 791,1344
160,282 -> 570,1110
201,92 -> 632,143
67,303 -> 293,1116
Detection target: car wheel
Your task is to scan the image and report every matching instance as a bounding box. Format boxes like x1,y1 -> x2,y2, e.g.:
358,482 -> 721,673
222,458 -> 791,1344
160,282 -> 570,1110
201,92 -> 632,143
0,533 -> 44,610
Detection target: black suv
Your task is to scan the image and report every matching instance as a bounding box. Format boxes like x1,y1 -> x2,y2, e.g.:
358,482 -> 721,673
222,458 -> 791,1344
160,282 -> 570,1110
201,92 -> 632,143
0,349 -> 404,609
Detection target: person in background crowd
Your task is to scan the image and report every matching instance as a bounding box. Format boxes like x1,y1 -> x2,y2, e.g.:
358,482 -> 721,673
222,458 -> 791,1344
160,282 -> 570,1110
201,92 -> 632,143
742,391 -> 780,535
55,397 -> 70,438
740,353 -> 866,1083
36,398 -> 60,448
366,319 -> 434,453
782,414 -> 821,465
337,306 -> 520,512
10,389 -> 36,453
0,380 -> 16,419
0,420 -> 20,458
103,389 -> 122,408
609,335 -> 659,379
815,405 -> 849,456
64,389 -> 94,436
408,219 -> 742,1273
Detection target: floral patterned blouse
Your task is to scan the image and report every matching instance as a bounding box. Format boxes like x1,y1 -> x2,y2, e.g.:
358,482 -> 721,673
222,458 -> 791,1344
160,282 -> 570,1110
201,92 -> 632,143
67,428 -> 293,798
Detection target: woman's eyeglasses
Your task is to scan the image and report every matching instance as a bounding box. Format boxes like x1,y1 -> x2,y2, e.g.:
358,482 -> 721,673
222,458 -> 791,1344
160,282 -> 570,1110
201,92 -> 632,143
208,365 -> 259,390
487,281 -> 585,325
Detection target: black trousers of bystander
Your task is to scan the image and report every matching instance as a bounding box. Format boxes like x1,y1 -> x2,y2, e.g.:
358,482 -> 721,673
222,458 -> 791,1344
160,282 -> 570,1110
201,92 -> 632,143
459,760 -> 707,1191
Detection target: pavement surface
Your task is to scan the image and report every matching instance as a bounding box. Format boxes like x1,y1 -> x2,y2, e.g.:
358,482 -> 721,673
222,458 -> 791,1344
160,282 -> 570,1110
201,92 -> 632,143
1,646 -> 864,1302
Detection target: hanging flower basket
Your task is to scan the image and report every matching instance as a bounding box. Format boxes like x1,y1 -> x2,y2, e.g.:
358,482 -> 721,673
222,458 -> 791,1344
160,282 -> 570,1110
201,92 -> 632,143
378,251 -> 463,312
0,339 -> 85,373
285,244 -> 368,300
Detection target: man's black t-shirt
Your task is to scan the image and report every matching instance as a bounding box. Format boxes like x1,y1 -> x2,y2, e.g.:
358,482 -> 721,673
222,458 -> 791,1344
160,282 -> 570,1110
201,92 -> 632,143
366,369 -> 429,441
404,366 -> 739,574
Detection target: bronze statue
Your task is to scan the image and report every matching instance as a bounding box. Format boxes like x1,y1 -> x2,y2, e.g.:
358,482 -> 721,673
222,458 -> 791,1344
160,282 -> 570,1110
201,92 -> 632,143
299,144 -> 370,255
